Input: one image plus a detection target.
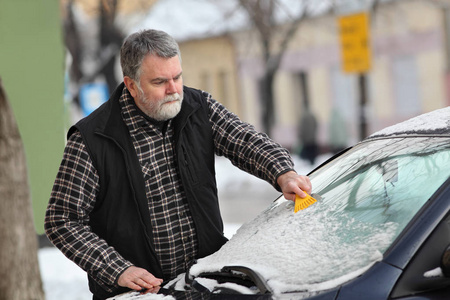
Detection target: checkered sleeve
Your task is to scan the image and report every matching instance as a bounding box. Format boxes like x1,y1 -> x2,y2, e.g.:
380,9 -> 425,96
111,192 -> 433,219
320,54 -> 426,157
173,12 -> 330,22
44,131 -> 133,292
207,93 -> 295,191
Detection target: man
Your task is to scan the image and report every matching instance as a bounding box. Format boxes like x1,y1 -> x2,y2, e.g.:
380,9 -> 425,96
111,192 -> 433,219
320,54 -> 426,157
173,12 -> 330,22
45,29 -> 311,299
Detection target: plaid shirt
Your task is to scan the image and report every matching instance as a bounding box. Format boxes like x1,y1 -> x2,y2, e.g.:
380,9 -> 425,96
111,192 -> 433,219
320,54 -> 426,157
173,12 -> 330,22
45,86 -> 294,290
121,91 -> 198,279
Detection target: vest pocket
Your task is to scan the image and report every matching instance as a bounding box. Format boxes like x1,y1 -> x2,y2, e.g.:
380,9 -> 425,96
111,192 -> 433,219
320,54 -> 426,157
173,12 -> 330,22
181,144 -> 199,185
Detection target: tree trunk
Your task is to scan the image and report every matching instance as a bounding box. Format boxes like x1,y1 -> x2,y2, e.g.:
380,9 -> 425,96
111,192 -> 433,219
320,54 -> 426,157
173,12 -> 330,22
0,78 -> 45,300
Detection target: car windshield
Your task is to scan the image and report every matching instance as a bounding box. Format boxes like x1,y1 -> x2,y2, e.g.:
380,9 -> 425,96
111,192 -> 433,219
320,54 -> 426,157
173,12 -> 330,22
189,136 -> 450,297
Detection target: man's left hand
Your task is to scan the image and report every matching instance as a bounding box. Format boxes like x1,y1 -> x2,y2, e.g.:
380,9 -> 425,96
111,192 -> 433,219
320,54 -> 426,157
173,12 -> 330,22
277,171 -> 312,201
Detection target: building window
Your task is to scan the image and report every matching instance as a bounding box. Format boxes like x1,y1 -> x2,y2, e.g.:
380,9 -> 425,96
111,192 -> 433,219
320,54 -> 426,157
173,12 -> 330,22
217,70 -> 229,106
200,71 -> 212,93
291,71 -> 310,113
331,66 -> 358,121
298,71 -> 309,108
392,56 -> 421,117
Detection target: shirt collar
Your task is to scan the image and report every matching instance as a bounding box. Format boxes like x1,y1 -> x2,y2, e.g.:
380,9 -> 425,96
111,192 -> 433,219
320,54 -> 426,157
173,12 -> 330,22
119,86 -> 170,133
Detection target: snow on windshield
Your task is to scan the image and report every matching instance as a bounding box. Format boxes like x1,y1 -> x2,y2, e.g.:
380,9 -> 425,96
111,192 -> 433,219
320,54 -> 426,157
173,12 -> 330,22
369,106 -> 450,138
189,197 -> 398,296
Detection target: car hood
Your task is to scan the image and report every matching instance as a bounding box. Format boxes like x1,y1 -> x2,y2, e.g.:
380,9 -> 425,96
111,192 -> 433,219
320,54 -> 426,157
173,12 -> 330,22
188,196 -> 396,297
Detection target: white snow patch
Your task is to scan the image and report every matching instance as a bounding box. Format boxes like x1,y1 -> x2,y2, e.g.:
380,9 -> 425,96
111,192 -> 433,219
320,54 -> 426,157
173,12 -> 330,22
370,107 -> 450,138
195,277 -> 257,294
424,267 -> 444,278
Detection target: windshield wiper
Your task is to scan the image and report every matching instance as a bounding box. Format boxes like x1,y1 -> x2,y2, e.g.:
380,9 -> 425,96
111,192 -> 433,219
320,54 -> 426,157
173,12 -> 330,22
191,265 -> 272,295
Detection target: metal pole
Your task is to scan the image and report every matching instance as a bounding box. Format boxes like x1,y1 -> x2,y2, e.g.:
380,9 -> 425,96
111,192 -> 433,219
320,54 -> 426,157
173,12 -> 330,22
359,73 -> 368,140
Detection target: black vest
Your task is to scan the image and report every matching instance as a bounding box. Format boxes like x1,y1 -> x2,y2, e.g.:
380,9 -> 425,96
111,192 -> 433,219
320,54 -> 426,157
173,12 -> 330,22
70,83 -> 228,299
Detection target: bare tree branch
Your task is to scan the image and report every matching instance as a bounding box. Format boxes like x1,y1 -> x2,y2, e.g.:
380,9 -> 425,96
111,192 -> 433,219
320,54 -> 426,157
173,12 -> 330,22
234,0 -> 312,134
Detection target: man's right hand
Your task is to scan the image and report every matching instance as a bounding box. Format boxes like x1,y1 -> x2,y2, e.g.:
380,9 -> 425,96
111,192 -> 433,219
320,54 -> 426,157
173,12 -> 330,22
118,266 -> 163,292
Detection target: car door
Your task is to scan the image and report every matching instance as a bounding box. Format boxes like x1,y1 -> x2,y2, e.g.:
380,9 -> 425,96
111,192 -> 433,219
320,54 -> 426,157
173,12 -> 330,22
389,186 -> 450,299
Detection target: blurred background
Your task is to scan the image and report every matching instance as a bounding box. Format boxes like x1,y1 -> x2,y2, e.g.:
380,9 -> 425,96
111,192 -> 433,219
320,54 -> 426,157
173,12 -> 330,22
1,0 -> 450,298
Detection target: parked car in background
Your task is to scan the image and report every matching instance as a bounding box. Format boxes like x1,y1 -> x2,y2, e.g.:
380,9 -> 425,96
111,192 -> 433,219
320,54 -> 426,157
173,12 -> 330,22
111,107 -> 450,300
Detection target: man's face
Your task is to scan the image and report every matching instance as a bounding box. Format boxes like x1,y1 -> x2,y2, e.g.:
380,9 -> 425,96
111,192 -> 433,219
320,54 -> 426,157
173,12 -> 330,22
125,54 -> 184,121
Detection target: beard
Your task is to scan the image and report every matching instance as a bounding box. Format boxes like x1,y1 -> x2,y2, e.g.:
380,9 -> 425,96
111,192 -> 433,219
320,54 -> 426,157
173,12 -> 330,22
137,88 -> 184,121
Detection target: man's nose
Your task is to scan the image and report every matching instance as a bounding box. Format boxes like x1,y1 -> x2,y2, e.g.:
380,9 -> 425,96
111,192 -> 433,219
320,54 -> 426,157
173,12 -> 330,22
166,80 -> 177,94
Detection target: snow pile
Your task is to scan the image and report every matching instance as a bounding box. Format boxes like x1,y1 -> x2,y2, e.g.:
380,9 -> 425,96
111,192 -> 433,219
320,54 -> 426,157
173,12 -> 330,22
369,107 -> 450,138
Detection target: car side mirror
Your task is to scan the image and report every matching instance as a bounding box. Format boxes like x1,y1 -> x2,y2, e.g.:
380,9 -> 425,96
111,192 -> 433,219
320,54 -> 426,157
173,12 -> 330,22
441,244 -> 450,277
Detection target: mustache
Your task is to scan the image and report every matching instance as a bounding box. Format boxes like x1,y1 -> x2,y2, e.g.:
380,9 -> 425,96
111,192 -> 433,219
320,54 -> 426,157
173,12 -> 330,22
163,93 -> 182,103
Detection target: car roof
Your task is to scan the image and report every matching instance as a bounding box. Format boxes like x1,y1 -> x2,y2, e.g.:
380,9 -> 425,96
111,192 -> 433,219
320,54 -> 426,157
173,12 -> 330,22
367,107 -> 450,139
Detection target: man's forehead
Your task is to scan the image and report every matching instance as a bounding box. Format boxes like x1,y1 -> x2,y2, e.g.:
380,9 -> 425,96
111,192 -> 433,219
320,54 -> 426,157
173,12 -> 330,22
141,54 -> 182,78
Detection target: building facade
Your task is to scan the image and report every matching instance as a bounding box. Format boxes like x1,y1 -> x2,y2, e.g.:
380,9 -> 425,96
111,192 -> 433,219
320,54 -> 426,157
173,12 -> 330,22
179,35 -> 242,116
228,0 -> 450,151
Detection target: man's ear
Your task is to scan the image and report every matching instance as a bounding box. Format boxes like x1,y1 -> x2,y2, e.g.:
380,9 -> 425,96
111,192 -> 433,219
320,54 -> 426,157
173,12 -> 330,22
124,76 -> 138,98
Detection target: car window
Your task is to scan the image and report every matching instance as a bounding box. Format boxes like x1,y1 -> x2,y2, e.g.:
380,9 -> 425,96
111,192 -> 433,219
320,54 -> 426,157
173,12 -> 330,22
312,137 -> 450,244
190,136 -> 450,297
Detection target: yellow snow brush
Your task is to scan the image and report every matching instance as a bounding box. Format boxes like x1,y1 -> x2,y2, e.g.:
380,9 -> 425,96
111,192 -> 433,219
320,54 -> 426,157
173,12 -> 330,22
294,192 -> 318,213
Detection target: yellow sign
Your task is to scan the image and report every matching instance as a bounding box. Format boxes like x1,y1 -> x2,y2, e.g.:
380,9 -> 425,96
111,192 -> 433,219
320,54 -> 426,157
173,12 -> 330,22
338,13 -> 371,73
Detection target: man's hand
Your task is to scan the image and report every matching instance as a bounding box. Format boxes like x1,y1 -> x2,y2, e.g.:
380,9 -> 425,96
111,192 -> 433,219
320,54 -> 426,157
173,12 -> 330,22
277,171 -> 312,201
118,266 -> 163,292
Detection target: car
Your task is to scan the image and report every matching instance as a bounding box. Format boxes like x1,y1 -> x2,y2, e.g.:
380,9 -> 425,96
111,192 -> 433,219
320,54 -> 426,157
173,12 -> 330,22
111,107 -> 450,300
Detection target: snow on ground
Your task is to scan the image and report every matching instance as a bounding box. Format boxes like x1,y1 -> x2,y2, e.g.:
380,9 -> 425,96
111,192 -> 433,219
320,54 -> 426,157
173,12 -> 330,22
38,154 -> 327,300
39,248 -> 92,300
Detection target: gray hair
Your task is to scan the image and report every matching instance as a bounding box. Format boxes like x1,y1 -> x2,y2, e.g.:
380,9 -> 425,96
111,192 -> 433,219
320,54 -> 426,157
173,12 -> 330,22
120,29 -> 181,81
